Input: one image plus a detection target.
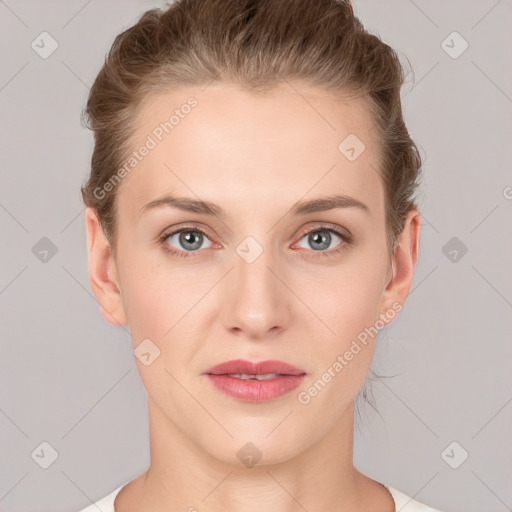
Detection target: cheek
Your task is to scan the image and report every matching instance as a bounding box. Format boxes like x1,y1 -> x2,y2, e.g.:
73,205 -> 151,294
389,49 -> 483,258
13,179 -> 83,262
117,252 -> 179,340
308,255 -> 387,338
117,262 -> 191,392
298,265 -> 385,417
302,252 -> 388,384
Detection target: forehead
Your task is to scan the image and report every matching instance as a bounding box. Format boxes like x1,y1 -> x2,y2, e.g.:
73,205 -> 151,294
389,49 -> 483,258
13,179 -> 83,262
117,81 -> 384,220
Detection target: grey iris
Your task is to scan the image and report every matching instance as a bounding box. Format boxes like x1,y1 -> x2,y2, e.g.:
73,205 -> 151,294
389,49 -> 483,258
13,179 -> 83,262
309,230 -> 331,251
180,231 -> 203,250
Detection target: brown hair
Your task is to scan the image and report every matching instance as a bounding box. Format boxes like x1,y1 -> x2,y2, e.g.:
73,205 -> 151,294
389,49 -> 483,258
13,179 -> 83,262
81,0 -> 423,256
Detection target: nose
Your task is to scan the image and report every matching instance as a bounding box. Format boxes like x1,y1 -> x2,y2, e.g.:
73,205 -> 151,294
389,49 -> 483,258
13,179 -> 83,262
221,239 -> 292,340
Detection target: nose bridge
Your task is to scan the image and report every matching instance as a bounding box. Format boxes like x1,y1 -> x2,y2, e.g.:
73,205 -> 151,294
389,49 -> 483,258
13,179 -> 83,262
223,233 -> 290,337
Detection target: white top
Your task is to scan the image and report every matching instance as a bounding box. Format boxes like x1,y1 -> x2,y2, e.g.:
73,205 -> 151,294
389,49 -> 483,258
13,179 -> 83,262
76,481 -> 445,511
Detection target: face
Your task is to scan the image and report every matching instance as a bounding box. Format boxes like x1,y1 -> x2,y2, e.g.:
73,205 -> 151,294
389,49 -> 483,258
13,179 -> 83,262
86,81 -> 419,467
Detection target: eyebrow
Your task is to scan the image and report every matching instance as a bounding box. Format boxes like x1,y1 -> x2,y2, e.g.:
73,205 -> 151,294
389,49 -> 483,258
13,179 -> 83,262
139,193 -> 370,219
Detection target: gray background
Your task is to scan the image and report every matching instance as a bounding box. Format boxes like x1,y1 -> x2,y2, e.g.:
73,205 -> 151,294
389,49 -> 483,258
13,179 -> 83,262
1,0 -> 511,511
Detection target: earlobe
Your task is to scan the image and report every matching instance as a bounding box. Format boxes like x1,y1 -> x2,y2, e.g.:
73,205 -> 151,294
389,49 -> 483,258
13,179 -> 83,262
85,207 -> 128,327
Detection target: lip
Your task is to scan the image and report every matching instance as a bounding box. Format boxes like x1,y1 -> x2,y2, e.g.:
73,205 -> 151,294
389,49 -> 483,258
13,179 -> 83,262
203,359 -> 306,402
204,359 -> 305,376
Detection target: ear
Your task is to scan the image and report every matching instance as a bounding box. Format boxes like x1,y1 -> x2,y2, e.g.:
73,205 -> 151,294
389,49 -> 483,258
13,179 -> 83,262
378,209 -> 421,326
85,207 -> 128,327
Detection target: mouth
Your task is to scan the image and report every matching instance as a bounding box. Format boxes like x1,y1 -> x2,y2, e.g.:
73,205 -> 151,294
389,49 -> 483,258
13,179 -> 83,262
225,373 -> 284,380
203,359 -> 306,402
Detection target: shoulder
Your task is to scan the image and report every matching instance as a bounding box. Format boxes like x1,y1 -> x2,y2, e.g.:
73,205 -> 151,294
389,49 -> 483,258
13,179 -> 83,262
75,484 -> 124,512
384,484 -> 446,512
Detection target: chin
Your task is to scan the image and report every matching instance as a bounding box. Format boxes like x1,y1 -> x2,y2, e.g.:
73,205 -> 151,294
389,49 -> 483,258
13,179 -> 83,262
198,430 -> 305,469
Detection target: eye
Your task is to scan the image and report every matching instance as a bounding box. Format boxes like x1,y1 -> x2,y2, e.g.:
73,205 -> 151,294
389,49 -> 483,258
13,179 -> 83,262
159,223 -> 352,259
159,226 -> 213,258
294,224 -> 352,256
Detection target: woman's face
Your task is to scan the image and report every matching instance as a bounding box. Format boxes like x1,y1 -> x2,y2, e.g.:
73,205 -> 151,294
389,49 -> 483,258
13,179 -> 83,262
87,81 -> 418,466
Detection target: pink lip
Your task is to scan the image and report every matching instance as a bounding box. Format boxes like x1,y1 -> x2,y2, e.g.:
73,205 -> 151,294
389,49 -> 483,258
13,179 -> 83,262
203,359 -> 306,402
205,359 -> 305,376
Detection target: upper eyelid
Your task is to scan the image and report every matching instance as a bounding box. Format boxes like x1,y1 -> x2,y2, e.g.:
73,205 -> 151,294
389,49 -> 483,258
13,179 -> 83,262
295,224 -> 351,244
300,224 -> 346,236
160,224 -> 210,239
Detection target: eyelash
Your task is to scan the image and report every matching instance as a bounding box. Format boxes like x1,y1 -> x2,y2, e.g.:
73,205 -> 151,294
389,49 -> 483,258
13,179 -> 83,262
158,223 -> 353,259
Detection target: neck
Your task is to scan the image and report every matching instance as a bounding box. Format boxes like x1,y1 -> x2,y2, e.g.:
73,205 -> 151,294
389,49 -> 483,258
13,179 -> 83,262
124,398 -> 372,512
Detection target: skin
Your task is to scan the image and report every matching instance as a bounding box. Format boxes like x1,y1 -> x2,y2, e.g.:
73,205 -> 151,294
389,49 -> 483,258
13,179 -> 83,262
85,80 -> 420,512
